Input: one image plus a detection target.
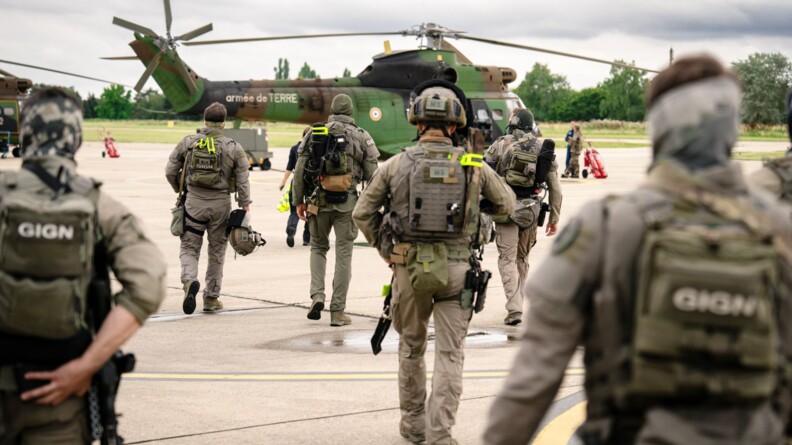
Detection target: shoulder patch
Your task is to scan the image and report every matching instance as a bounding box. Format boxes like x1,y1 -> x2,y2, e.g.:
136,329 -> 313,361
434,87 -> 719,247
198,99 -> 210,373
552,218 -> 582,255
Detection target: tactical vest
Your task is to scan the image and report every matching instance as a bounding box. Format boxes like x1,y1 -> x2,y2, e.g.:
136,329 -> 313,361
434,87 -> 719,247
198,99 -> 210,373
585,187 -> 785,425
764,156 -> 792,203
0,166 -> 98,341
305,122 -> 358,205
393,145 -> 469,241
189,135 -> 222,187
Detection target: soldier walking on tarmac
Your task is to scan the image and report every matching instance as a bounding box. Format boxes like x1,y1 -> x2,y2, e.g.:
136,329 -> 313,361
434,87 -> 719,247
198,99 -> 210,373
0,87 -> 166,444
354,81 -> 515,444
749,88 -> 792,204
166,102 -> 252,314
293,94 -> 379,326
484,55 -> 792,445
485,108 -> 562,325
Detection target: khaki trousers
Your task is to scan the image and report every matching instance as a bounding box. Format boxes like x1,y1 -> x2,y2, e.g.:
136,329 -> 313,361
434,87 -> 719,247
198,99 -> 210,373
392,259 -> 472,445
495,221 -> 537,318
565,147 -> 582,177
0,392 -> 90,445
307,210 -> 358,312
180,198 -> 232,298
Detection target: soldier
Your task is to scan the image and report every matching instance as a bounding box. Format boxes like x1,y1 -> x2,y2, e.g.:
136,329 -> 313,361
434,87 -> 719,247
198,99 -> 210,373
484,55 -> 792,444
278,127 -> 312,247
354,83 -> 515,444
749,88 -> 792,203
0,88 -> 166,443
165,102 -> 251,314
485,108 -> 562,325
293,94 -> 379,326
562,122 -> 585,178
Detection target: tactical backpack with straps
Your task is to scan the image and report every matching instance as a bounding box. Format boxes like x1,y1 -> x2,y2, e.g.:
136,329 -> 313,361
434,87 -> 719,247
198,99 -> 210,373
189,135 -> 222,188
612,170 -> 791,409
0,163 -> 98,341
304,122 -> 355,205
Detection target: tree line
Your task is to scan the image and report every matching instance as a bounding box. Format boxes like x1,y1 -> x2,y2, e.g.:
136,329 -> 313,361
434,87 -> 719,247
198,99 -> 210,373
514,52 -> 792,126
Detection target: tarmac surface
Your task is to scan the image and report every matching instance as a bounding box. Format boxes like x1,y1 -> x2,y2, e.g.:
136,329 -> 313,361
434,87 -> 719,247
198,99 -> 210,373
4,139 -> 784,444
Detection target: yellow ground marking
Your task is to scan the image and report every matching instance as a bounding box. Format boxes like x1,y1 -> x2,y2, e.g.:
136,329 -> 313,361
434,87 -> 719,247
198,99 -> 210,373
128,368 -> 585,382
533,400 -> 586,445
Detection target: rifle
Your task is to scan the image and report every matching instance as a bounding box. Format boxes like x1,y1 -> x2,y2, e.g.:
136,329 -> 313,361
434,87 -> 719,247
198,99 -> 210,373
371,280 -> 394,356
87,240 -> 136,445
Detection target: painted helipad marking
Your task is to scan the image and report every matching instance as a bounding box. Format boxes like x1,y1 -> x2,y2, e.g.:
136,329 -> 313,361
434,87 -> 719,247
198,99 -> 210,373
126,368 -> 585,383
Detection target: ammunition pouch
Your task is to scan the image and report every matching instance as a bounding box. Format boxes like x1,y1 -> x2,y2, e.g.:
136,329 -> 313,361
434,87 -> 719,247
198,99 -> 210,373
323,190 -> 349,205
406,242 -> 449,293
320,174 -> 352,192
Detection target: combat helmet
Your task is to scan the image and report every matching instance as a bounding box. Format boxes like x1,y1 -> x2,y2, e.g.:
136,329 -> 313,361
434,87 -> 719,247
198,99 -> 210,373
506,108 -> 534,134
226,209 -> 266,256
407,84 -> 466,128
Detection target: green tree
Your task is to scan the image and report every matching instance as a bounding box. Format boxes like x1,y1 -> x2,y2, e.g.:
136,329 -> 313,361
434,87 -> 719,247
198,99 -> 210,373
83,93 -> 99,119
95,85 -> 133,120
274,58 -> 290,80
131,88 -> 173,120
599,61 -> 648,121
551,87 -> 606,122
343,67 -> 351,77
297,62 -> 317,79
513,63 -> 572,121
733,52 -> 792,126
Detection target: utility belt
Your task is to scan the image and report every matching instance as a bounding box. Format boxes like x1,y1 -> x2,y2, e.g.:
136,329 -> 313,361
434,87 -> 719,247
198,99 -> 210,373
0,330 -> 92,391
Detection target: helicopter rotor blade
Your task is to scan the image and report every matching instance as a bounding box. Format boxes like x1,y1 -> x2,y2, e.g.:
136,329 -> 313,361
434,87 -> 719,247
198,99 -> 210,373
112,17 -> 159,38
176,23 -> 214,42
183,31 -> 401,46
458,35 -> 660,74
0,68 -> 15,77
0,59 -> 132,87
163,0 -> 173,35
101,56 -> 140,60
172,57 -> 198,94
134,52 -> 164,92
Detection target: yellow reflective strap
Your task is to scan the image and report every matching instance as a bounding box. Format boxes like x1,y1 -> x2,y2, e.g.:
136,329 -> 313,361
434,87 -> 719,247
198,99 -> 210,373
460,153 -> 483,167
312,126 -> 329,136
207,137 -> 217,155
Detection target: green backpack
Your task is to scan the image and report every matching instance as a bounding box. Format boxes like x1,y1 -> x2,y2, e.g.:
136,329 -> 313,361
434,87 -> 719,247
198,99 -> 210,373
0,165 -> 97,340
189,136 -> 222,187
616,188 -> 784,407
502,139 -> 539,188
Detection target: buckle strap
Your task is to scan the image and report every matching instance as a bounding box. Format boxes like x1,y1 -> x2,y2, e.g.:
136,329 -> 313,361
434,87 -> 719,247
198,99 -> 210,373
184,211 -> 209,225
22,162 -> 68,193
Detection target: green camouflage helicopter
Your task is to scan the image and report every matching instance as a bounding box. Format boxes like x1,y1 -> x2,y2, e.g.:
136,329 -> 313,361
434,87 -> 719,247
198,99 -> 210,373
111,0 -> 658,157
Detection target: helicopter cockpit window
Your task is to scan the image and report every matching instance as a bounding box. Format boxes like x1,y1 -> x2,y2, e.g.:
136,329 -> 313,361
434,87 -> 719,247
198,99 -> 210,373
476,109 -> 490,122
2,108 -> 14,117
491,109 -> 504,121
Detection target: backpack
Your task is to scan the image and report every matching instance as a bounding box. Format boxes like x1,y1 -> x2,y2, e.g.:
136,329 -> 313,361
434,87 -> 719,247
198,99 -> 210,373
189,135 -> 222,187
0,164 -> 98,340
615,186 -> 784,407
502,139 -> 539,188
306,123 -> 354,204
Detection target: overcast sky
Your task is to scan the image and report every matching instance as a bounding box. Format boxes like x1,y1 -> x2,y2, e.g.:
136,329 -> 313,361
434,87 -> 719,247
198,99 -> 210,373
2,0 -> 791,98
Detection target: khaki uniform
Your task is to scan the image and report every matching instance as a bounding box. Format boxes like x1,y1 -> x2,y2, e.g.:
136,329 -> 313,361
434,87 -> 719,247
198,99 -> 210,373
485,129 -> 562,321
354,129 -> 515,444
484,162 -> 792,445
1,157 -> 167,444
564,129 -> 584,177
165,127 -> 251,299
749,155 -> 792,205
293,114 -> 378,312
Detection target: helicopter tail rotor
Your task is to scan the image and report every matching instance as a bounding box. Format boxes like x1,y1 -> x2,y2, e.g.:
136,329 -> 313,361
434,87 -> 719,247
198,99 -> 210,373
111,0 -> 211,92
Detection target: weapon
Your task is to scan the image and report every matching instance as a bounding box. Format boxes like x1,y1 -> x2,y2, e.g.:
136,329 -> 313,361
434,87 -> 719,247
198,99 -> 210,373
87,241 -> 136,445
371,281 -> 393,355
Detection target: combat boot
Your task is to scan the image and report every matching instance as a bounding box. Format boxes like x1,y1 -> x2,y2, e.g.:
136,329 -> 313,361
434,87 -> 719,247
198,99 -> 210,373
504,313 -> 522,326
307,294 -> 324,320
286,228 -> 295,248
203,296 -> 223,312
330,311 -> 351,327
399,422 -> 426,444
182,281 -> 200,315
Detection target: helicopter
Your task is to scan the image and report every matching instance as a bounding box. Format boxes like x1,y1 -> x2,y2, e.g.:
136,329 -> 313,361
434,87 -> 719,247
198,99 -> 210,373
0,60 -> 129,158
110,0 -> 659,157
